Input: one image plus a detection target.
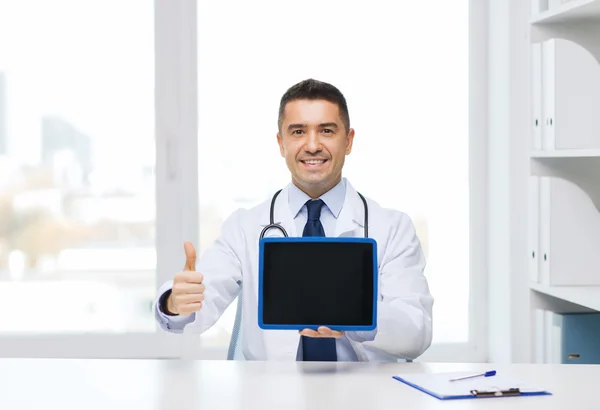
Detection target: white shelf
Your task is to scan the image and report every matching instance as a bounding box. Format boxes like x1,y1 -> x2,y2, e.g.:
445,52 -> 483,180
531,151 -> 600,212
531,0 -> 600,24
531,282 -> 600,311
531,149 -> 600,158
531,2 -> 600,61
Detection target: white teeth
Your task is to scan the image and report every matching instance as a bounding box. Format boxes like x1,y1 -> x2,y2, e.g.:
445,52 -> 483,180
304,160 -> 325,165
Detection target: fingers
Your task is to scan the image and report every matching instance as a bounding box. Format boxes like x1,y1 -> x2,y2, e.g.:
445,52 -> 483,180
299,329 -> 320,337
299,326 -> 344,338
173,282 -> 205,294
170,290 -> 204,316
174,293 -> 204,304
178,271 -> 203,284
183,241 -> 197,271
176,302 -> 202,316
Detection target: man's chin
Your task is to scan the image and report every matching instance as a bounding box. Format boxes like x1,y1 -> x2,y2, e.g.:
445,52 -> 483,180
293,174 -> 338,191
296,174 -> 328,185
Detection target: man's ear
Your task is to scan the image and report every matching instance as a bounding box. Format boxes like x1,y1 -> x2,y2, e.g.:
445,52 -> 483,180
345,128 -> 355,155
277,133 -> 285,157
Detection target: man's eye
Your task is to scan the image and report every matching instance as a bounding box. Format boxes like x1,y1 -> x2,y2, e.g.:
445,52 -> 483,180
292,130 -> 304,135
322,129 -> 333,134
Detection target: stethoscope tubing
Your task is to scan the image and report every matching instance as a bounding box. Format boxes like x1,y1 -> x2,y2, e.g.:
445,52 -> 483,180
259,189 -> 368,239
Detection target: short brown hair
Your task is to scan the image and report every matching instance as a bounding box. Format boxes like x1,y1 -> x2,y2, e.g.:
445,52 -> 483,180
278,79 -> 350,134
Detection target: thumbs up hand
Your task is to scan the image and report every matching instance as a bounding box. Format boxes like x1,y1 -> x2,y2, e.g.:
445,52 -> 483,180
167,241 -> 205,316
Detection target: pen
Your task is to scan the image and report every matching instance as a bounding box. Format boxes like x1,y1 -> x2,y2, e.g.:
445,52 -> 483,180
449,370 -> 497,382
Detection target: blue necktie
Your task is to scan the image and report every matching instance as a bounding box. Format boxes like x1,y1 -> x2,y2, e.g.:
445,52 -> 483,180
301,199 -> 337,361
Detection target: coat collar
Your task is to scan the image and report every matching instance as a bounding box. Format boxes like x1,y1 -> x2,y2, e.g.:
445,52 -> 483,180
288,178 -> 345,220
259,178 -> 367,238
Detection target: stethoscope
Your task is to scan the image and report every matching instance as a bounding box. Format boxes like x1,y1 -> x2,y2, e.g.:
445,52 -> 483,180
259,189 -> 369,239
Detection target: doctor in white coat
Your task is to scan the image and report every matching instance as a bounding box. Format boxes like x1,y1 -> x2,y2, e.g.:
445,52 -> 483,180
155,78 -> 434,362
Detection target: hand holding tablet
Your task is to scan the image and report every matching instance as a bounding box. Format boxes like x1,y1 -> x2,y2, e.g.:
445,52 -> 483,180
299,326 -> 344,339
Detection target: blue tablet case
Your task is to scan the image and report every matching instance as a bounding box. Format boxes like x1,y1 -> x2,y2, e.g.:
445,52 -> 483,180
258,237 -> 378,331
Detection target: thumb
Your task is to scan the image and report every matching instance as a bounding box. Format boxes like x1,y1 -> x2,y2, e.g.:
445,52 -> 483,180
183,241 -> 197,271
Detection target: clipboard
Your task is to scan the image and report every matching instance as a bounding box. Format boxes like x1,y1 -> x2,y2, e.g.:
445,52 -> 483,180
392,371 -> 552,400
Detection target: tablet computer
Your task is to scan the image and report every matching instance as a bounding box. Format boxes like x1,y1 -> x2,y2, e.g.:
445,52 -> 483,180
258,237 -> 378,331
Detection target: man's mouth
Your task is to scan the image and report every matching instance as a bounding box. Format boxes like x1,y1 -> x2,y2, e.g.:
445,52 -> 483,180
300,159 -> 328,165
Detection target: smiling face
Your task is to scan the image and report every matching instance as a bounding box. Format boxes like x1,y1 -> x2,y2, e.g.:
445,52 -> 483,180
277,99 -> 355,198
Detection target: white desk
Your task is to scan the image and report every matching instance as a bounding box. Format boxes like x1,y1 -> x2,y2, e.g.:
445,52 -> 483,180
0,359 -> 597,409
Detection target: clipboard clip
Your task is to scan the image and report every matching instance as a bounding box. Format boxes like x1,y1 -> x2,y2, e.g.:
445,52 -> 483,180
471,388 -> 521,397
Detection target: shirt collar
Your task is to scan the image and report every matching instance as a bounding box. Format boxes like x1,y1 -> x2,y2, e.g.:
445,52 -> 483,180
288,178 -> 346,219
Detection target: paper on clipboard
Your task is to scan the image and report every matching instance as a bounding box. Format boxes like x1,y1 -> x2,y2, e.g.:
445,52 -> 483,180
392,371 -> 551,400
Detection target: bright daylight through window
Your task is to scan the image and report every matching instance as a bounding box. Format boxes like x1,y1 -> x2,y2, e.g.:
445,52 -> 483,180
0,1 -> 155,333
0,0 -> 469,345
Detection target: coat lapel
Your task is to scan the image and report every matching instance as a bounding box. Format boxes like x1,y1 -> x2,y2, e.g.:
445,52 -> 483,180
333,180 -> 367,238
259,180 -> 367,238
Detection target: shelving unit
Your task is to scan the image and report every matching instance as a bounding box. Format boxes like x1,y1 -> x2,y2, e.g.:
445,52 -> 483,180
531,282 -> 600,312
528,0 -> 600,363
531,149 -> 600,158
530,1 -> 600,61
531,0 -> 600,24
531,151 -> 600,211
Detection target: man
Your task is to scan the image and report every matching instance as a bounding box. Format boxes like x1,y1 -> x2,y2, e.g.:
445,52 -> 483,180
155,79 -> 434,362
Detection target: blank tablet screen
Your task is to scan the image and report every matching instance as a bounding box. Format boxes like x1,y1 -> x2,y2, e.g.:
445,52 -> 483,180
260,239 -> 376,329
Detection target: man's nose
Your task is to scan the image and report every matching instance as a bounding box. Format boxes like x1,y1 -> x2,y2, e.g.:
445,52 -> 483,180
305,132 -> 322,153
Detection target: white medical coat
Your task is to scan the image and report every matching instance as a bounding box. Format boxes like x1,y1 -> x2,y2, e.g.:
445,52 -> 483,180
155,179 -> 434,361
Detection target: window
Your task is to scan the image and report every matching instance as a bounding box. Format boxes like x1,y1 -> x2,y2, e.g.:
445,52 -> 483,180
197,0 -> 471,352
0,0 -> 478,360
0,1 -> 156,333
